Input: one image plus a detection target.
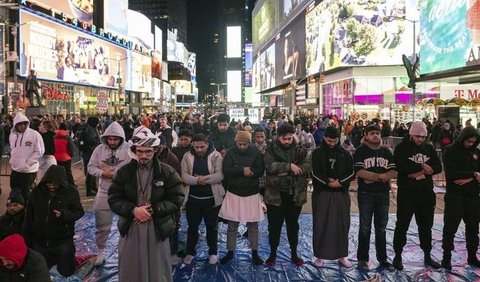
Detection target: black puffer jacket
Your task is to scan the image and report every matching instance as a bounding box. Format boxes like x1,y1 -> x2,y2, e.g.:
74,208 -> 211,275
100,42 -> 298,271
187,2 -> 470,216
24,165 -> 84,247
443,126 -> 480,195
108,157 -> 185,240
209,127 -> 236,152
222,144 -> 264,197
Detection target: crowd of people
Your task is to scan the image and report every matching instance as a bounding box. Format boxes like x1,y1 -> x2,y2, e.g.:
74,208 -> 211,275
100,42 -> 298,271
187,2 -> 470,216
0,111 -> 479,281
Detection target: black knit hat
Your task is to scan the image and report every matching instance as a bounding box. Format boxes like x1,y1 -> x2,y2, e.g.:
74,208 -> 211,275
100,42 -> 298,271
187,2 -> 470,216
324,126 -> 340,138
7,190 -> 25,206
365,124 -> 381,134
277,124 -> 295,136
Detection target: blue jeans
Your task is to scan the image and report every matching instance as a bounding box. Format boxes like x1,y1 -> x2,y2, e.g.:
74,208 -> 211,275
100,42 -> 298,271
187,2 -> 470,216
357,190 -> 390,262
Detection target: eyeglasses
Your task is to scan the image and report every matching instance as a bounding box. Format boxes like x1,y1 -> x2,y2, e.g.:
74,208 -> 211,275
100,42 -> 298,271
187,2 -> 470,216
136,149 -> 154,156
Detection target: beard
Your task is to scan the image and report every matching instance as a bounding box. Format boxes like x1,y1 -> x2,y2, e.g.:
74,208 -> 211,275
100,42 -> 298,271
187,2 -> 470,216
281,143 -> 292,149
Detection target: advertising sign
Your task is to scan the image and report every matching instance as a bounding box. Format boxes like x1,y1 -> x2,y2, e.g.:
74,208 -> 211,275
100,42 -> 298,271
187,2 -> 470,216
258,42 -> 276,91
161,61 -> 168,81
420,0 -> 480,74
126,50 -> 152,93
245,43 -> 253,87
19,10 -> 127,88
253,0 -> 279,51
96,89 -> 109,113
151,50 -> 162,79
154,25 -> 163,57
227,26 -> 242,58
306,0 -> 415,75
0,24 -> 4,97
104,0 -> 128,36
29,0 -> 95,23
275,13 -> 305,85
127,9 -> 154,50
167,30 -> 185,63
171,80 -> 192,94
188,52 -> 197,85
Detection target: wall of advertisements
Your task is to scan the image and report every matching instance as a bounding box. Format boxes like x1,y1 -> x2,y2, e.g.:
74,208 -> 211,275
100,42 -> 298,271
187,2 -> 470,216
151,51 -> 162,79
19,10 -> 127,88
127,10 -> 154,50
29,0 -> 94,23
305,0 -> 415,75
126,50 -> 151,93
104,0 -> 128,36
420,0 -> 480,74
245,43 -> 253,87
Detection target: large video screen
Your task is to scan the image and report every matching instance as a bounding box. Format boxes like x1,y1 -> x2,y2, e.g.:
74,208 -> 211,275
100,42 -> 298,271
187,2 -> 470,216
126,50 -> 151,93
275,13 -> 305,86
420,0 -> 480,74
29,0 -> 95,23
259,43 -> 276,91
151,50 -> 162,79
227,70 -> 242,102
19,10 -> 126,88
227,26 -> 242,58
245,43 -> 253,87
253,0 -> 279,52
127,9 -> 154,50
104,0 -> 128,36
305,0 -> 415,74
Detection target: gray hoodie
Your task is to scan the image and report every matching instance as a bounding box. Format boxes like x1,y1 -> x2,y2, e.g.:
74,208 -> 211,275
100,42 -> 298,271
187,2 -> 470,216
88,121 -> 131,210
9,113 -> 44,173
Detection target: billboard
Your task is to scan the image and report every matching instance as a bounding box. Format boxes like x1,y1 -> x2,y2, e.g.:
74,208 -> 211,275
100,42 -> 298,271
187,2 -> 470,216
19,10 -> 126,88
0,24 -> 4,97
104,0 -> 128,36
420,0 -> 480,74
28,0 -> 95,23
227,70 -> 242,102
275,13 -> 306,85
257,42 -> 276,91
253,0 -> 279,51
127,9 -> 154,50
126,50 -> 151,93
151,50 -> 162,79
171,80 -> 192,94
188,52 -> 196,85
227,26 -> 242,58
155,25 -> 163,58
167,30 -> 185,63
245,43 -> 253,87
305,0 -> 415,75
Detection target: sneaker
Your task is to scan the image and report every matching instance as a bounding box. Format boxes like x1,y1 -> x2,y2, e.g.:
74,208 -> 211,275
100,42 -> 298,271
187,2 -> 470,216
208,255 -> 218,265
358,260 -> 369,271
379,260 -> 395,272
184,255 -> 194,265
338,257 -> 352,268
94,249 -> 105,266
393,256 -> 403,271
314,258 -> 324,267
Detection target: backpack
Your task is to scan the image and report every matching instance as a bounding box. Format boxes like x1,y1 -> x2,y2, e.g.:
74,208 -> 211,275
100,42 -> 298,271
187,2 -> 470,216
74,124 -> 91,151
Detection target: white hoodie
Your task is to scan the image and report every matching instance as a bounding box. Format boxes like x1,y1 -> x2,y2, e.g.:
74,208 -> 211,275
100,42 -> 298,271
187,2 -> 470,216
9,113 -> 45,173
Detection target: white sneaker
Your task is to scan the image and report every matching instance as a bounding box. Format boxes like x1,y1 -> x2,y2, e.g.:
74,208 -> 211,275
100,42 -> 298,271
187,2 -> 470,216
171,255 -> 180,265
184,255 -> 194,265
208,255 -> 218,265
94,249 -> 105,266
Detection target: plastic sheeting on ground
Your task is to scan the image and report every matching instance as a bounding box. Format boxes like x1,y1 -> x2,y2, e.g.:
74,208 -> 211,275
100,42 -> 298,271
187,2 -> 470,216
50,212 -> 479,281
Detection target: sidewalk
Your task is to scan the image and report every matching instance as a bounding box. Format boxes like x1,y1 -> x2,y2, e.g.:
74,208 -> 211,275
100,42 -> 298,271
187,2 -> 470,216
0,156 -> 447,215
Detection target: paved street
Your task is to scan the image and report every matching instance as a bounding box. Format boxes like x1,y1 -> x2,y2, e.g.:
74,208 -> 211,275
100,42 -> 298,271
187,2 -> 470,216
0,155 -> 447,216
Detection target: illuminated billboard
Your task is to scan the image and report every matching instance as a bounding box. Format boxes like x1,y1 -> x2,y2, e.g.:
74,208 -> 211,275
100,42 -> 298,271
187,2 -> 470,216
19,10 -> 126,88
151,50 -> 162,79
29,0 -> 95,23
126,50 -> 152,93
420,0 -> 480,74
127,9 -> 154,50
227,70 -> 242,102
245,43 -> 253,87
305,0 -> 415,74
171,80 -> 192,94
154,25 -> 163,58
275,13 -> 305,85
167,30 -> 186,64
104,0 -> 128,36
256,42 -> 276,91
253,0 -> 279,51
227,26 -> 242,58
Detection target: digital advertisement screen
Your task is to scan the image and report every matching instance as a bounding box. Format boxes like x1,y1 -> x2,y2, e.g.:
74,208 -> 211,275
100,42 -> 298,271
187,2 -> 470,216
253,0 -> 279,52
126,50 -> 151,93
154,26 -> 163,57
127,9 -> 154,50
167,30 -> 185,63
19,10 -> 126,88
305,0 -> 415,74
151,50 -> 162,79
227,70 -> 242,102
275,13 -> 306,86
258,42 -> 276,91
188,53 -> 196,85
104,0 -> 128,36
282,0 -> 307,20
171,80 -> 192,94
245,43 -> 253,87
227,26 -> 242,58
29,0 -> 95,23
420,0 -> 479,74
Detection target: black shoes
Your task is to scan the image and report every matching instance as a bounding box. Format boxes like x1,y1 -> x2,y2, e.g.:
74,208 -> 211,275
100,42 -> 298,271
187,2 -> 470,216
379,260 -> 395,272
252,250 -> 264,265
358,260 -> 369,271
468,257 -> 480,268
220,251 -> 234,264
393,256 -> 404,271
424,256 -> 441,269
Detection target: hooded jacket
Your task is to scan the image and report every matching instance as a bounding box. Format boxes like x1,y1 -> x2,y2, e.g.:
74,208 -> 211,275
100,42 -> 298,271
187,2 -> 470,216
443,126 -> 480,195
108,157 -> 185,240
9,113 -> 44,173
312,139 -> 354,192
208,126 -> 236,152
24,165 -> 84,247
54,129 -> 75,162
354,138 -> 397,193
264,140 -> 312,207
181,142 -> 225,207
222,144 -> 264,197
0,209 -> 25,239
158,147 -> 181,175
0,234 -> 50,282
88,121 -> 131,210
394,134 -> 442,193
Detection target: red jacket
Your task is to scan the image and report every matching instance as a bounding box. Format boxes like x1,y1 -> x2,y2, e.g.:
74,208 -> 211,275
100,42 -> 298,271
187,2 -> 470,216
54,130 -> 75,162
